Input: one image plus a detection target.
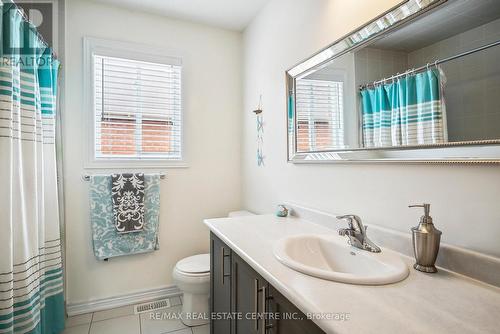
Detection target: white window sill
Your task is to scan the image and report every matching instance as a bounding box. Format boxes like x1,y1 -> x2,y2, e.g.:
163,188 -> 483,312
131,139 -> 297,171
83,160 -> 188,170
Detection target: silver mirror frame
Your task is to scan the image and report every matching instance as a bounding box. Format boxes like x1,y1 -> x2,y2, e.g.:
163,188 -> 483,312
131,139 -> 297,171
286,0 -> 500,164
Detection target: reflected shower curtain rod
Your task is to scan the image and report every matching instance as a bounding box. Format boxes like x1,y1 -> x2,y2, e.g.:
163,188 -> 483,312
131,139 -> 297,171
82,173 -> 166,181
359,39 -> 500,90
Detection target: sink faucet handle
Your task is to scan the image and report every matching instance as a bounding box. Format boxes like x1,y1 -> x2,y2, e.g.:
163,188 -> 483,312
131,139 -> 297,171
336,214 -> 360,221
336,215 -> 364,232
337,215 -> 380,253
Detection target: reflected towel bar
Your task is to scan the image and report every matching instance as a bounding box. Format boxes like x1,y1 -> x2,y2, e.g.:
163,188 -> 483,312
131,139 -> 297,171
82,173 -> 166,181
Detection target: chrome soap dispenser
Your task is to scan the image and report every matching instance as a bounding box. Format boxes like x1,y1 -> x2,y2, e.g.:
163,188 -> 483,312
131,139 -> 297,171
409,204 -> 442,273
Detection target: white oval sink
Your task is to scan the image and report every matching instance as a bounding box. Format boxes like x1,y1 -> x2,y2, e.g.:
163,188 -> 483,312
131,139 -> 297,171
274,234 -> 409,285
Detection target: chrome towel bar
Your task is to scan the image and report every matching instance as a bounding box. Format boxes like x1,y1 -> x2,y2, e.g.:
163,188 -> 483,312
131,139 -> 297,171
82,173 -> 166,181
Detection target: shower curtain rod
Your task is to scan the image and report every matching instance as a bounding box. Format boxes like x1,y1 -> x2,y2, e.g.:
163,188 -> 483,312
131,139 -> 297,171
359,39 -> 500,90
82,173 -> 166,181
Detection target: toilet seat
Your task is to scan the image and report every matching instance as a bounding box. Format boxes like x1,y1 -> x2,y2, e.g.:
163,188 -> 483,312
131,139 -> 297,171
173,254 -> 210,303
176,270 -> 209,277
175,254 -> 210,276
172,211 -> 254,327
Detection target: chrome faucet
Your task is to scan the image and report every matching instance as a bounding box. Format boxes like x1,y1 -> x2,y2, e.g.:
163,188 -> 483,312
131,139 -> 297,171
336,215 -> 381,253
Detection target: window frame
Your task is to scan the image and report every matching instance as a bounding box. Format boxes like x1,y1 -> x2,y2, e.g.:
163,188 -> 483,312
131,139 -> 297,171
83,37 -> 187,169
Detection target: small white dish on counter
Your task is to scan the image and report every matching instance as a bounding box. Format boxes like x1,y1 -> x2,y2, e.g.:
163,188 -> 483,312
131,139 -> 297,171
273,234 -> 409,285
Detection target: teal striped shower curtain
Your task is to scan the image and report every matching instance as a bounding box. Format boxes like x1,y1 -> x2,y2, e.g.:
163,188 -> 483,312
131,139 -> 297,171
0,2 -> 64,333
360,68 -> 447,148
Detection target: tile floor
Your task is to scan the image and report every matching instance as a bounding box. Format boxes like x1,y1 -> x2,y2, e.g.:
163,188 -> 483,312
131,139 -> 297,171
63,296 -> 209,334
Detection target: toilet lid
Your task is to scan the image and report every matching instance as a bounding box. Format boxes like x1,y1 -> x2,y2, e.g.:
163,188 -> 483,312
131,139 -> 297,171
176,254 -> 210,274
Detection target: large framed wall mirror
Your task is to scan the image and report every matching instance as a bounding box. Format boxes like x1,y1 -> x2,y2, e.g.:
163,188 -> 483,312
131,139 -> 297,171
286,0 -> 500,163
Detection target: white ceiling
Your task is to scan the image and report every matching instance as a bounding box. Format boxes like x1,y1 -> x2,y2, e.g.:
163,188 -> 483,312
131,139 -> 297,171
90,0 -> 271,31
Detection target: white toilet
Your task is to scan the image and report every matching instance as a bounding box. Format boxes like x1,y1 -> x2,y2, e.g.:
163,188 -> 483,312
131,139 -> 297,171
173,210 -> 254,327
173,253 -> 211,326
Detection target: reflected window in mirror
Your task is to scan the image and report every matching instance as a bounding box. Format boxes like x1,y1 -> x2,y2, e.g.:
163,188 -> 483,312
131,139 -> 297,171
296,79 -> 344,151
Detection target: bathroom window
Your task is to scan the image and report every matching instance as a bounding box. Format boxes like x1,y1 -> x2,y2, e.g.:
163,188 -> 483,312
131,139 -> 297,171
94,55 -> 181,160
295,79 -> 344,151
85,37 -> 184,167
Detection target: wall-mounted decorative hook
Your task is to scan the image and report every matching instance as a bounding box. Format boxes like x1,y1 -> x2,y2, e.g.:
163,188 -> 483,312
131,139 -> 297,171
254,95 -> 264,167
253,95 -> 263,115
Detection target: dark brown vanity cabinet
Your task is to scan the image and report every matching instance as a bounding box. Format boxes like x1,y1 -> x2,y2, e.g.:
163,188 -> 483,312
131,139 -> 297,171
210,233 -> 325,334
266,285 -> 324,334
232,253 -> 267,334
210,233 -> 232,334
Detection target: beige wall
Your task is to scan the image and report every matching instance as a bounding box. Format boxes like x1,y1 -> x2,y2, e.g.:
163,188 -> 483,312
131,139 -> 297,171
354,47 -> 408,89
64,0 -> 242,304
242,0 -> 500,257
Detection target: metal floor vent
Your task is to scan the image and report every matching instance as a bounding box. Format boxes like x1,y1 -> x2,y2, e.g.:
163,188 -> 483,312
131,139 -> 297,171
134,298 -> 171,314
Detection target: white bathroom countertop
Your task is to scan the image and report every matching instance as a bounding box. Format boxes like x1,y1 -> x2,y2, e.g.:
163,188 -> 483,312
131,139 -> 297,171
204,214 -> 500,334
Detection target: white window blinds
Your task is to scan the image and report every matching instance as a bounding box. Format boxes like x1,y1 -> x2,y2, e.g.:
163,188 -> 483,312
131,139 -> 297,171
94,54 -> 182,160
295,79 -> 344,152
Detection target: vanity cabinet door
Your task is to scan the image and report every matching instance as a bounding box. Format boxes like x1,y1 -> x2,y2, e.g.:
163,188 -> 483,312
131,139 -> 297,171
267,285 -> 325,334
231,253 -> 267,334
210,233 -> 232,334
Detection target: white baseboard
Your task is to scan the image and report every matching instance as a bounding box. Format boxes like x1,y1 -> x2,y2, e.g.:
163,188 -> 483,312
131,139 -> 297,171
66,285 -> 181,316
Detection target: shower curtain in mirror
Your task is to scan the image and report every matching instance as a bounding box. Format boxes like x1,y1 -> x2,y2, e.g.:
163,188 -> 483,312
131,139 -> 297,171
0,2 -> 64,334
360,67 -> 447,148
